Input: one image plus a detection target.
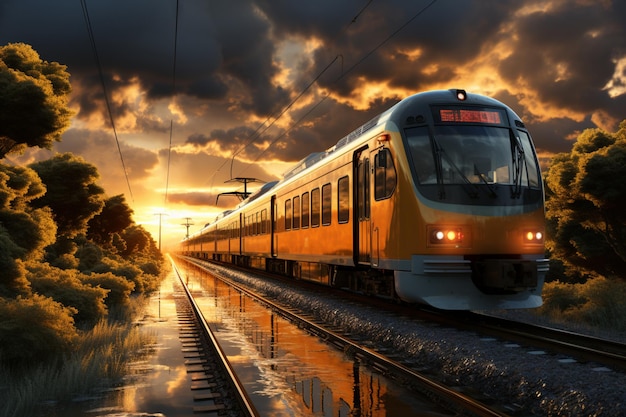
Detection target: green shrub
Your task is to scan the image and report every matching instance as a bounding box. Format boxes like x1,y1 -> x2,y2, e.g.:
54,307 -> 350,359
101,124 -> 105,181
26,263 -> 108,327
538,277 -> 626,332
0,295 -> 77,367
80,271 -> 134,308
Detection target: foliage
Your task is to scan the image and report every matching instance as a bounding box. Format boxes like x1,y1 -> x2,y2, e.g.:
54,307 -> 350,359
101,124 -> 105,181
0,320 -> 154,417
537,277 -> 626,332
0,295 -> 78,367
26,262 -> 109,327
29,153 -> 105,238
0,43 -> 164,376
87,194 -> 134,245
0,164 -> 56,296
544,120 -> 626,281
80,272 -> 135,309
0,43 -> 73,158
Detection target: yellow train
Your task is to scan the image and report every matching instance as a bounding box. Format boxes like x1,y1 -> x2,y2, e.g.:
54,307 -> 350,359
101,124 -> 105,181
181,89 -> 549,310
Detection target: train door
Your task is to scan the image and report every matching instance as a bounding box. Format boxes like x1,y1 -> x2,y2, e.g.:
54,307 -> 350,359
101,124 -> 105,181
355,147 -> 371,265
271,195 -> 277,257
239,212 -> 243,255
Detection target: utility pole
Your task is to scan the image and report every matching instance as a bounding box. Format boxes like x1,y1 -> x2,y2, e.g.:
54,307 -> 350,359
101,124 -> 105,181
181,217 -> 194,239
155,212 -> 168,251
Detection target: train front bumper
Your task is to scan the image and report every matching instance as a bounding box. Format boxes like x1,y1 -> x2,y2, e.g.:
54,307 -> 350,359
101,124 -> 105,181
394,255 -> 550,310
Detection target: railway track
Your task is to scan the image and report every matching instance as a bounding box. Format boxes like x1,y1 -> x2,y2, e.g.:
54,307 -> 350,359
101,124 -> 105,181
176,255 -> 510,417
181,254 -> 626,375
170,259 -> 259,416
451,311 -> 626,373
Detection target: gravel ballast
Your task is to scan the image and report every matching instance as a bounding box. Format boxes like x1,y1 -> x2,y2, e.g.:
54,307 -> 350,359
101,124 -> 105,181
202,261 -> 626,416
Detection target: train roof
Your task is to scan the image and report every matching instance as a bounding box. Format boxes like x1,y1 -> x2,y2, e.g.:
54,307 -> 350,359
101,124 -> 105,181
279,88 -> 508,182
185,89 -> 517,240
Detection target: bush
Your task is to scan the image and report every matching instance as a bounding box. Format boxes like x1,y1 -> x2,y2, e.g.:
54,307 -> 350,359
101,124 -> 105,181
80,271 -> 134,309
0,295 -> 77,367
538,277 -> 626,332
26,263 -> 108,327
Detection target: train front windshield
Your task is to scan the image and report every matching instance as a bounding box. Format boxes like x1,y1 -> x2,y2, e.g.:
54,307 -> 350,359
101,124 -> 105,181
404,122 -> 542,205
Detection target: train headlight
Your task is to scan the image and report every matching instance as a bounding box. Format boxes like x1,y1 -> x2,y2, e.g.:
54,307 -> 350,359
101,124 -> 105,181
428,226 -> 465,245
524,229 -> 544,243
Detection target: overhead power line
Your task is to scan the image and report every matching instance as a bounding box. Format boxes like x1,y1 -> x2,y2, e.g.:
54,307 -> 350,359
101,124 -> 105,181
164,0 -> 180,207
80,0 -> 134,203
338,0 -> 439,83
239,0 -> 440,175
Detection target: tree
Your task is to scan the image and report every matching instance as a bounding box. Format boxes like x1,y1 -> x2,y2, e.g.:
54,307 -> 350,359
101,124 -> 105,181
0,43 -> 73,158
545,120 -> 626,281
0,165 -> 56,296
29,153 -> 105,238
87,194 -> 134,246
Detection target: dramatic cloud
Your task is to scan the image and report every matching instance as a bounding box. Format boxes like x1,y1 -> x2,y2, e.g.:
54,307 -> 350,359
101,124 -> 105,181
2,0 -> 625,245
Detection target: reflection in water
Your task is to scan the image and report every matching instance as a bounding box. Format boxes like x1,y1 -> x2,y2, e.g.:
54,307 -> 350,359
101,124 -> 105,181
183,263 -> 450,417
166,365 -> 189,395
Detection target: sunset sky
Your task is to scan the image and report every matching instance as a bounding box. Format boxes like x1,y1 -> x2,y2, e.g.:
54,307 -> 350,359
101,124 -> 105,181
1,0 -> 625,249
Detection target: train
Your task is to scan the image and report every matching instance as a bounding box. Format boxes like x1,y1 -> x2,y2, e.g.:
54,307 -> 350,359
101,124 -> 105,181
181,89 -> 549,310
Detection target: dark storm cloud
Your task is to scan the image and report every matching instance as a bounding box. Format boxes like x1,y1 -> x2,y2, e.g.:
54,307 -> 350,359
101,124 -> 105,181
186,125 -> 260,153
499,1 -> 626,116
2,0 -> 625,163
268,95 -> 397,162
0,0 -> 287,122
258,0 -> 516,93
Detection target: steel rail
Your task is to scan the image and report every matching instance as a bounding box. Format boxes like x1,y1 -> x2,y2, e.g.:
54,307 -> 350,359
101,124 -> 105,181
458,312 -> 626,373
177,255 -> 508,417
171,258 -> 260,417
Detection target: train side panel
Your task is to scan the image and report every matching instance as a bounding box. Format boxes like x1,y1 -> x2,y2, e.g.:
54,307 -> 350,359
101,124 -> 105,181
270,145 -> 357,283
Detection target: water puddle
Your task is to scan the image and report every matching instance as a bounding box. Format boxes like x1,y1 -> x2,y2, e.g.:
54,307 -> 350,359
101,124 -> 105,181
183,263 -> 452,416
35,271 -> 198,417
36,263 -> 452,416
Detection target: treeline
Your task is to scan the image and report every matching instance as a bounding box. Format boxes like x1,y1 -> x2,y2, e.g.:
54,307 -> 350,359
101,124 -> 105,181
0,154 -> 164,367
0,43 -> 164,368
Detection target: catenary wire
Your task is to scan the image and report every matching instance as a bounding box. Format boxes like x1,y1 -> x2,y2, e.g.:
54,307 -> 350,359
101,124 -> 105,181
164,0 -> 180,207
238,0 -> 440,177
217,0 -> 376,189
79,0 -> 134,204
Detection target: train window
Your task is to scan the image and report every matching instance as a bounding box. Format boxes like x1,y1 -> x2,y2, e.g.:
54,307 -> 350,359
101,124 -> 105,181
374,149 -> 396,200
322,183 -> 332,226
311,188 -> 321,227
405,127 -> 437,184
517,130 -> 540,188
301,192 -> 310,228
255,212 -> 259,235
285,199 -> 292,230
338,176 -> 350,223
261,209 -> 267,234
293,196 -> 300,229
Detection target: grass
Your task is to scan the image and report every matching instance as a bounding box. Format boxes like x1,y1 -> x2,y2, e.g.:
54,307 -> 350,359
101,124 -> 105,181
536,276 -> 626,333
0,319 -> 155,417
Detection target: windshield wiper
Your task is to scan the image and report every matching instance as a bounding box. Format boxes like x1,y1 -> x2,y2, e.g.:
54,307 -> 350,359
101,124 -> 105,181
510,131 -> 526,198
438,148 -> 480,199
473,164 -> 498,197
431,137 -> 446,199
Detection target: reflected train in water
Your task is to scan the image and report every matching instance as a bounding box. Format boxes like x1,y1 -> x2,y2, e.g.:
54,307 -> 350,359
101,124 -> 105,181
181,89 -> 549,310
